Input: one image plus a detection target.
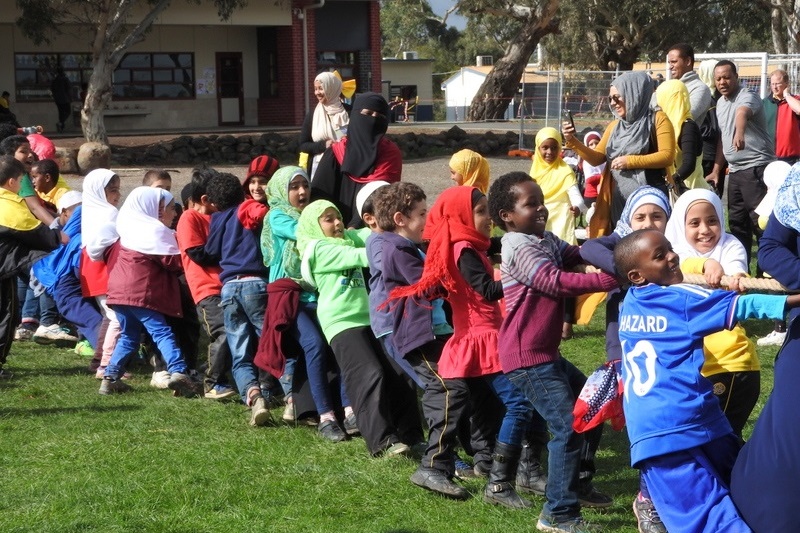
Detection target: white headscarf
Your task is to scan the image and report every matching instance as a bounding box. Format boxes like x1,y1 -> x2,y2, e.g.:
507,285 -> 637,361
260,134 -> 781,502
665,188 -> 748,274
311,72 -> 349,142
117,186 -> 179,256
81,168 -> 119,261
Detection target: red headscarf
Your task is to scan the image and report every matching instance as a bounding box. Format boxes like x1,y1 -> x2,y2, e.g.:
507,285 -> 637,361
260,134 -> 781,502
389,186 -> 489,302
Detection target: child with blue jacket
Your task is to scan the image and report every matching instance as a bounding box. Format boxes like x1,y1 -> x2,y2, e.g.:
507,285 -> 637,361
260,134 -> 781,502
614,228 -> 800,533
205,173 -> 272,426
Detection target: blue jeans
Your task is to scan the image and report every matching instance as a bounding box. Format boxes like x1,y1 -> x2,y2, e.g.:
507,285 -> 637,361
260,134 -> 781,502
104,305 -> 188,379
485,372 -> 533,446
508,359 -> 582,520
220,278 -> 267,400
17,276 -> 58,326
290,302 -> 349,414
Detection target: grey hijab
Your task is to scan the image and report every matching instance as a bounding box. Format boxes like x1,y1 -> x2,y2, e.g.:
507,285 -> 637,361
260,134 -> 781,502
605,71 -> 655,196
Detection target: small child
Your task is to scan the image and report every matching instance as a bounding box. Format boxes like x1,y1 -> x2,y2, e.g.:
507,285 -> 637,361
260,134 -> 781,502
205,172 -> 273,425
389,185 -> 536,509
260,166 -> 352,438
580,131 -> 605,208
664,189 -> 759,437
30,158 -> 71,213
530,127 -> 586,340
32,191 -> 103,351
99,187 -> 201,397
0,134 -> 53,225
487,172 -> 618,532
614,228 -> 800,533
297,199 -> 411,457
80,169 -> 123,378
238,155 -> 280,231
0,156 -> 64,377
449,148 -> 490,194
175,167 -> 235,400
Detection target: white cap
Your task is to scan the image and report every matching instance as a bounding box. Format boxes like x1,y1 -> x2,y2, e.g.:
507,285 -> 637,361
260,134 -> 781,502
355,180 -> 390,218
56,190 -> 82,213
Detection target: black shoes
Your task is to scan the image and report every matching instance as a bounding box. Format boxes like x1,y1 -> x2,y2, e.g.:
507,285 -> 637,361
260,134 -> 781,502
410,466 -> 470,500
318,420 -> 347,442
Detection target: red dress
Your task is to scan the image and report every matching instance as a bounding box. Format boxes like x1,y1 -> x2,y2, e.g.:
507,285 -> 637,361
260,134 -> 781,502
437,241 -> 502,379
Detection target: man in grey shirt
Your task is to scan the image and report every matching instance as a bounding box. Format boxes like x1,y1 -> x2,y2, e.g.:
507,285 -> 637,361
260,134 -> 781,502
706,60 -> 775,268
667,43 -> 712,125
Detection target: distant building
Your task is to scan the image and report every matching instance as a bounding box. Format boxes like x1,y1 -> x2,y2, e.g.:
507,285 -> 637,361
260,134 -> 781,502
381,55 -> 434,122
0,0 -> 381,132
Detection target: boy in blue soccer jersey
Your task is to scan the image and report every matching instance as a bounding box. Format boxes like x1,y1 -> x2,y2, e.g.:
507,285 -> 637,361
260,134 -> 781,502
614,229 -> 800,533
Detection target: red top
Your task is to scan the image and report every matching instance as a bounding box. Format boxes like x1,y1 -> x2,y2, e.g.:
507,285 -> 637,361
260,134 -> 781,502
438,241 -> 503,379
331,136 -> 402,184
775,99 -> 800,158
80,246 -> 111,297
175,209 -> 222,304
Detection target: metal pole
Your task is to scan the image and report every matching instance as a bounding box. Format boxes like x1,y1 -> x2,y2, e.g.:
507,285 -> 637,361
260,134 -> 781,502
519,73 -> 525,149
545,69 -> 551,128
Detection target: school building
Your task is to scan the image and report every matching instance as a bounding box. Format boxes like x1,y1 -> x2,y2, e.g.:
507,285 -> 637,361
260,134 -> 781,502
0,0 -> 381,132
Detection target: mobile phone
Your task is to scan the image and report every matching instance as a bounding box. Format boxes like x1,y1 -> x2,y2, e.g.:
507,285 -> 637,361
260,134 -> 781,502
562,109 -> 575,130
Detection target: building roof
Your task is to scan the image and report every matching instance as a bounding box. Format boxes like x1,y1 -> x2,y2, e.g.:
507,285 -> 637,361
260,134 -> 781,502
441,65 -> 549,87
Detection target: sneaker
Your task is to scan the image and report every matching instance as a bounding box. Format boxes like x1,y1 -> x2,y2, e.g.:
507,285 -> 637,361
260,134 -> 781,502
99,377 -> 132,395
473,461 -> 491,478
633,496 -> 667,533
249,396 -> 272,427
204,384 -> 236,400
167,372 -> 203,398
536,514 -> 598,533
577,484 -> 613,508
74,339 -> 95,357
410,466 -> 470,500
383,441 -> 412,458
342,412 -> 360,436
95,367 -> 107,380
757,330 -> 787,347
282,401 -> 296,422
454,455 -> 478,480
32,324 -> 79,348
318,419 -> 347,442
14,326 -> 34,341
150,370 -> 171,389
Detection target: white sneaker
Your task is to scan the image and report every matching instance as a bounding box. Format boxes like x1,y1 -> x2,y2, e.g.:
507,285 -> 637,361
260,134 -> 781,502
757,330 -> 787,347
14,326 -> 34,341
32,324 -> 79,347
150,370 -> 171,389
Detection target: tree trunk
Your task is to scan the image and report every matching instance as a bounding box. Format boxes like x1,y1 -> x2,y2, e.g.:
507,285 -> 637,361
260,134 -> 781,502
81,55 -> 114,145
772,7 -> 788,54
467,3 -> 560,121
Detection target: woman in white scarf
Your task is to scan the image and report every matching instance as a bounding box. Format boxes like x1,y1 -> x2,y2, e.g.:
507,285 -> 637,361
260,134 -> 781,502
298,72 -> 350,179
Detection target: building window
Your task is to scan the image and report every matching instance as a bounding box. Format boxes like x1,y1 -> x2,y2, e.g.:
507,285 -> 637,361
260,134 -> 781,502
14,52 -> 195,101
317,51 -> 357,79
15,53 -> 90,101
113,53 -> 194,99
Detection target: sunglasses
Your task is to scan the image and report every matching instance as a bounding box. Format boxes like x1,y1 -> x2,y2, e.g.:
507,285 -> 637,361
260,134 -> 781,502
609,94 -> 624,105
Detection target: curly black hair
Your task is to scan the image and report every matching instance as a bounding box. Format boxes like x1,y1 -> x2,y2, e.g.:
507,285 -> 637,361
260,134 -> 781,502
189,165 -> 220,203
487,171 -> 534,230
613,228 -> 656,281
206,172 -> 244,211
0,135 -> 28,156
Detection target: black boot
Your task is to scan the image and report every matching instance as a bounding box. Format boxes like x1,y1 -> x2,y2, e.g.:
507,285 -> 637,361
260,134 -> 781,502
516,440 -> 547,495
483,441 -> 532,509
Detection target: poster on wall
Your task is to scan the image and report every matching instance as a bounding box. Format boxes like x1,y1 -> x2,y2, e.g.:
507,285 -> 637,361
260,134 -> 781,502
196,68 -> 217,95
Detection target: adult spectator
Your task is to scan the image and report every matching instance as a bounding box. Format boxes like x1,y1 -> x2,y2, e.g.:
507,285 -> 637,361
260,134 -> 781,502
763,69 -> 800,165
563,70 -> 675,235
666,43 -> 713,126
50,68 -> 72,133
706,60 -> 775,268
311,92 -> 402,228
298,72 -> 351,180
698,59 -> 726,197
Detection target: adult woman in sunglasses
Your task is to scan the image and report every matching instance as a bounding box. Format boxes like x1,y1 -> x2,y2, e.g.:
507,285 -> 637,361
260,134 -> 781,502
562,71 -> 675,236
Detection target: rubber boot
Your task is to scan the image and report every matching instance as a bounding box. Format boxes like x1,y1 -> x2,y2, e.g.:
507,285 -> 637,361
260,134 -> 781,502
516,440 -> 547,495
483,441 -> 532,509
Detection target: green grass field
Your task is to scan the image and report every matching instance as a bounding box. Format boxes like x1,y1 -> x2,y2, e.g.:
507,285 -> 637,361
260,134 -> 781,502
0,311 -> 781,533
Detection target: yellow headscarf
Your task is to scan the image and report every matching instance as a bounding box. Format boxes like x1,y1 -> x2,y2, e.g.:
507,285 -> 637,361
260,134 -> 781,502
449,149 -> 490,194
529,127 -> 575,202
656,80 -> 709,190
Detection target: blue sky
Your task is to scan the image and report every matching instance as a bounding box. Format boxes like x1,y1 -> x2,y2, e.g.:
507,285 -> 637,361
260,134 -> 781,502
428,0 -> 467,30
